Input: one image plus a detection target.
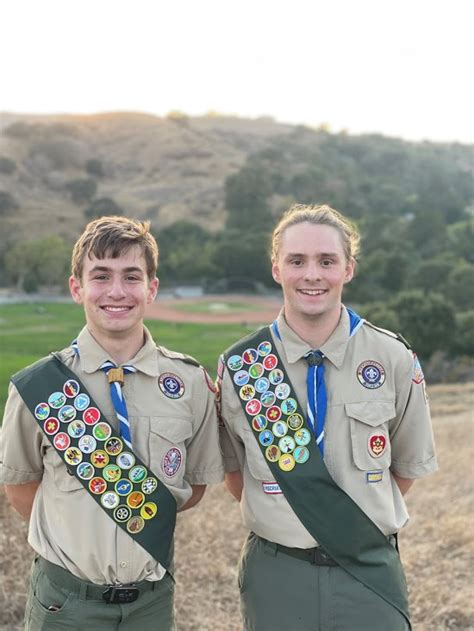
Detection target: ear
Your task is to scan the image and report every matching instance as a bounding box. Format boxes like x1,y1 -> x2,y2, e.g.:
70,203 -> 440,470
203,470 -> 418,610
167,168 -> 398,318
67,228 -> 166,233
271,259 -> 282,285
69,275 -> 83,304
344,258 -> 356,284
147,277 -> 159,303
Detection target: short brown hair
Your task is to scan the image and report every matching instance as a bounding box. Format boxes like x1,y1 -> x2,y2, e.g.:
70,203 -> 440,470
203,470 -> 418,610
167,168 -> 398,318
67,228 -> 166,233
71,216 -> 158,281
271,204 -> 360,261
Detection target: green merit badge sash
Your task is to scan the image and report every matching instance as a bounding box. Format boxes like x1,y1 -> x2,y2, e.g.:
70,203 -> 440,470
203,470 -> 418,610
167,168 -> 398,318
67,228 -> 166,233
225,327 -> 410,627
12,355 -> 176,572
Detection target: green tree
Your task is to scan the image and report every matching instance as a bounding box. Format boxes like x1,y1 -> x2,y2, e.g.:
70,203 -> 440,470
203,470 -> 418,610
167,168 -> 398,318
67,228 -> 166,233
445,263 -> 474,310
84,197 -> 123,220
66,178 -> 97,204
450,311 -> 474,356
225,165 -> 273,230
448,219 -> 474,263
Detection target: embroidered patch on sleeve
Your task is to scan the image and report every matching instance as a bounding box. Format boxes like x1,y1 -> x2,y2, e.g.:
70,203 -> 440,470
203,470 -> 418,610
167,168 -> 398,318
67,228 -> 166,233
366,471 -> 384,483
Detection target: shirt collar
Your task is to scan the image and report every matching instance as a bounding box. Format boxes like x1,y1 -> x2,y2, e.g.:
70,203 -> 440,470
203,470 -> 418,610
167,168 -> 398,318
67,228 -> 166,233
275,306 -> 351,369
76,326 -> 159,377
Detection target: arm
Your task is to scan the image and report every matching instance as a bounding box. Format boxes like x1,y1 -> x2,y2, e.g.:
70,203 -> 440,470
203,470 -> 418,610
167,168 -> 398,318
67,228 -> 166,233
4,481 -> 41,520
178,484 -> 206,511
391,473 -> 414,496
225,470 -> 243,502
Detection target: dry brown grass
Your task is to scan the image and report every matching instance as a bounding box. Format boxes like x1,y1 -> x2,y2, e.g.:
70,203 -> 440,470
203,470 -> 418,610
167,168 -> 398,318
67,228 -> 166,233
0,383 -> 472,630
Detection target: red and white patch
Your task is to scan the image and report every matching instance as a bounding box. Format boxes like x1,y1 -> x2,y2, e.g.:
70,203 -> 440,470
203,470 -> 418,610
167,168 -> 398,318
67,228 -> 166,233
368,434 -> 387,458
162,447 -> 183,477
412,353 -> 425,384
202,368 -> 217,393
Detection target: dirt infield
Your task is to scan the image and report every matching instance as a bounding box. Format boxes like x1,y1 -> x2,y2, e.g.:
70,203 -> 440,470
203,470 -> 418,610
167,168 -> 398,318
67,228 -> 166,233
145,294 -> 282,324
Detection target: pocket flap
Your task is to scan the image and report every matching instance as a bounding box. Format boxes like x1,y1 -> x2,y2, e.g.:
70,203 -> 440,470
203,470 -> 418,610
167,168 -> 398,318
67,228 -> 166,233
150,416 -> 193,443
345,401 -> 395,427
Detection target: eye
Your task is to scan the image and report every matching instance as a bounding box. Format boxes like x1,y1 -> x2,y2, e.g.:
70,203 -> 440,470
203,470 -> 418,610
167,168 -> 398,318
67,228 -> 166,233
290,258 -> 303,266
321,259 -> 334,267
125,275 -> 141,282
93,274 -> 108,281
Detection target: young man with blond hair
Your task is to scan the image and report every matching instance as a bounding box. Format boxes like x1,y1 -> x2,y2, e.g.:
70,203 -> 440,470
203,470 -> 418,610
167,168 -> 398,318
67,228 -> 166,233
218,204 -> 437,630
1,216 -> 223,630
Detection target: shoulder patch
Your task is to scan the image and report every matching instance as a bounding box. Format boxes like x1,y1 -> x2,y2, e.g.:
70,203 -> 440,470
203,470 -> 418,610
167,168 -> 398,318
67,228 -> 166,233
156,346 -> 200,368
363,321 -> 412,349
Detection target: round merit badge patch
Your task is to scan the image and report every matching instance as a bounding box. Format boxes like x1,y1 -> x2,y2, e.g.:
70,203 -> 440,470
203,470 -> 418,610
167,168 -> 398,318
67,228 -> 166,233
159,373 -> 185,399
357,360 -> 386,389
162,447 -> 183,477
368,434 -> 387,458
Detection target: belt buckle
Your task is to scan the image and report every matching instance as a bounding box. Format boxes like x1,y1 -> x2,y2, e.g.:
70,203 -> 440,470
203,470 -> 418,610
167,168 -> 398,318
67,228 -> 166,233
102,586 -> 139,604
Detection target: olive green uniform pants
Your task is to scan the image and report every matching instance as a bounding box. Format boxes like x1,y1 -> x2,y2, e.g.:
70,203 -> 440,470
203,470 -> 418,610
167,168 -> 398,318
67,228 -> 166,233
24,557 -> 175,631
239,533 -> 409,631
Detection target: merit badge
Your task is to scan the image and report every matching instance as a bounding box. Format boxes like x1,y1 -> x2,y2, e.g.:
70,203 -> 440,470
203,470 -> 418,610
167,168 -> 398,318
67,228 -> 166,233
249,363 -> 264,379
141,502 -> 158,520
257,341 -> 272,357
357,360 -> 386,389
93,422 -> 112,441
265,445 -> 281,462
278,436 -> 296,453
142,477 -> 158,494
255,377 -> 270,393
48,392 -> 66,409
77,462 -> 95,480
105,437 -> 123,456
64,447 -> 82,466
89,477 -> 107,495
368,434 -> 387,458
53,432 -> 70,451
242,348 -> 259,365
412,353 -> 425,384
287,414 -> 304,431
227,355 -> 243,371
129,465 -> 147,483
246,399 -> 262,416
275,383 -> 291,400
126,516 -> 145,534
78,435 -> 97,454
117,452 -> 135,470
63,380 -> 80,398
239,384 -> 255,401
68,420 -> 86,438
367,471 -> 384,483
74,393 -> 90,411
260,391 -> 276,407
127,491 -> 145,509
101,492 -> 120,509
115,479 -> 133,496
58,405 -> 76,423
234,370 -> 250,387
90,449 -> 109,468
83,407 -> 100,425
162,448 -> 182,477
278,454 -> 295,472
259,430 -> 274,447
268,369 -> 284,385
252,415 -> 268,432
294,446 -> 310,464
114,506 -> 131,522
294,428 -> 311,446
272,421 -> 288,438
103,464 -> 122,483
35,403 -> 50,421
263,355 -> 278,371
159,373 -> 185,399
262,482 -> 282,494
44,418 -> 60,435
266,406 -> 282,423
281,398 -> 297,415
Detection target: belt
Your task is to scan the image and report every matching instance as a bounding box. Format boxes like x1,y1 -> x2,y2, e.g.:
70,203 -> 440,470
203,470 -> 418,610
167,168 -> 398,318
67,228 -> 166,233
261,538 -> 338,566
37,557 -> 161,604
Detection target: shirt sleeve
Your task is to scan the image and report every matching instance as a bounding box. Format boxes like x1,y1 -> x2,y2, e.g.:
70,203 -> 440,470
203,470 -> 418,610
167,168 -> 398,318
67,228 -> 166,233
217,363 -> 246,473
0,383 -> 45,484
183,367 -> 224,485
389,351 -> 438,479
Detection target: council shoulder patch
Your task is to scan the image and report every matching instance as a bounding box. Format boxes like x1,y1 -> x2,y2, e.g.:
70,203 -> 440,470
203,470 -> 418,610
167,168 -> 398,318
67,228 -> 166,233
357,360 -> 386,389
412,352 -> 425,384
159,373 -> 185,399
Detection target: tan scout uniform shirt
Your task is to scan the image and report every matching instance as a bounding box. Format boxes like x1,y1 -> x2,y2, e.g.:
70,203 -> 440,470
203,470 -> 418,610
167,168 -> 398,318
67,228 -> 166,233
0,326 -> 223,584
219,307 -> 438,549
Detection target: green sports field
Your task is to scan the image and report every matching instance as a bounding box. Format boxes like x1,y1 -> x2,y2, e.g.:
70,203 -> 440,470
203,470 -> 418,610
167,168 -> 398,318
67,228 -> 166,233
0,303 -> 253,419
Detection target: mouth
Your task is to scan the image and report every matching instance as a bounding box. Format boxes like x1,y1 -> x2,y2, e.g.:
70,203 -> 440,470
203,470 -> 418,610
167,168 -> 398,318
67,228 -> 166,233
101,306 -> 133,313
297,289 -> 327,296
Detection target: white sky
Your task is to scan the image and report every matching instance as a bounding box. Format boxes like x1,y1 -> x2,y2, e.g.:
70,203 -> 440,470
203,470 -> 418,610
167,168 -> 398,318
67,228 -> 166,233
1,0 -> 473,143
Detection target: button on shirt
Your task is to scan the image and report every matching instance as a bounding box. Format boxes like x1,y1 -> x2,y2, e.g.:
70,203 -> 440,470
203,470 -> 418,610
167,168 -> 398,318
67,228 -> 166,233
0,326 -> 224,584
219,307 -> 438,549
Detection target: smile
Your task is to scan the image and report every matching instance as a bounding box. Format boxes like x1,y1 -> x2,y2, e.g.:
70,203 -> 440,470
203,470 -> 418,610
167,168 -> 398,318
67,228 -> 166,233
101,306 -> 133,312
298,289 -> 327,296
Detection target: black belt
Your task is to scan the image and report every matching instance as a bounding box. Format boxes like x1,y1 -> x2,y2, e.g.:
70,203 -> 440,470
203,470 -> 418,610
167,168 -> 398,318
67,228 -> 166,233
261,537 -> 338,566
37,557 -> 161,604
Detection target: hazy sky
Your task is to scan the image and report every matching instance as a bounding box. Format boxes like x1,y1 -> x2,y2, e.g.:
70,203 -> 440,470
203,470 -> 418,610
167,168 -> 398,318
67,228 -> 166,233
2,0 -> 472,143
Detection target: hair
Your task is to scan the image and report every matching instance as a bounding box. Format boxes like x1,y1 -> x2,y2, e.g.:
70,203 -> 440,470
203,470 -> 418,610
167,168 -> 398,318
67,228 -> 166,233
71,216 -> 158,281
271,203 -> 360,261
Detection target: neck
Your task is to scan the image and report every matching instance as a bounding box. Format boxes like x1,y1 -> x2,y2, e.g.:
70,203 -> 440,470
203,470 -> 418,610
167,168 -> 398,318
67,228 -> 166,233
89,328 -> 146,365
284,305 -> 343,349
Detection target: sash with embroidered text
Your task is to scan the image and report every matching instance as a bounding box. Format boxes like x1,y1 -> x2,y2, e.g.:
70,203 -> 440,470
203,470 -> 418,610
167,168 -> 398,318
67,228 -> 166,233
12,354 -> 176,572
224,325 -> 410,627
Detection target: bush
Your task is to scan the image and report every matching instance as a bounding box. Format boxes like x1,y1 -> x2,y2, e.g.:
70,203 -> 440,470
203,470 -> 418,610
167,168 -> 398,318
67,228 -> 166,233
0,191 -> 19,215
84,197 -> 123,219
66,178 -> 97,204
0,157 -> 16,174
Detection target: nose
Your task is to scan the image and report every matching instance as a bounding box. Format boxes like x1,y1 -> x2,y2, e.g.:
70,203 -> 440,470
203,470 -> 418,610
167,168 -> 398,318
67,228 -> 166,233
107,276 -> 127,299
303,262 -> 322,282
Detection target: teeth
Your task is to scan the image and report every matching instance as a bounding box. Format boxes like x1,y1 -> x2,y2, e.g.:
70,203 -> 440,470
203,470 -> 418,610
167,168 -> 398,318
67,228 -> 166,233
103,306 -> 131,312
299,289 -> 325,296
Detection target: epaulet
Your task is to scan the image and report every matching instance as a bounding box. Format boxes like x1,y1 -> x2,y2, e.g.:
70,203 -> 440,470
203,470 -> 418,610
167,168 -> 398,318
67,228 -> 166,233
225,325 -> 269,358
156,345 -> 200,368
363,321 -> 412,350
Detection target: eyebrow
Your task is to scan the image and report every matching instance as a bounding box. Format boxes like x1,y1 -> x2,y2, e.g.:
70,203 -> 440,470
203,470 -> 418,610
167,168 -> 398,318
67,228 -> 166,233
285,251 -> 340,258
88,265 -> 145,275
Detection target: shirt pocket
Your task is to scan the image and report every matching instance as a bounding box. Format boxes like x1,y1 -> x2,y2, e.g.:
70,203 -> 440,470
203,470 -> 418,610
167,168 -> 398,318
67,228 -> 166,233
242,427 -> 272,481
346,401 -> 395,471
149,416 -> 193,483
